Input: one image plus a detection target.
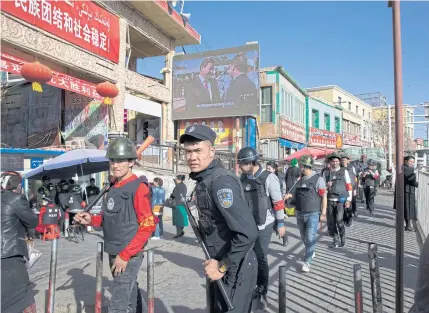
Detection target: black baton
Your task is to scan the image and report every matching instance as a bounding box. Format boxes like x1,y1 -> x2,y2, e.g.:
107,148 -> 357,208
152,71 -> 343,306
180,195 -> 234,311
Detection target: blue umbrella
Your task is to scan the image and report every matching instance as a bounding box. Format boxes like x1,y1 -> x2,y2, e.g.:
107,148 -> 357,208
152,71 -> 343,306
25,149 -> 110,180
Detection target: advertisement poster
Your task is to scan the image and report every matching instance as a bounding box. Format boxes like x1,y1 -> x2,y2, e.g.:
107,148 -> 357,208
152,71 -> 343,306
64,91 -> 108,149
179,118 -> 234,149
343,132 -> 362,147
172,43 -> 259,120
1,0 -> 120,63
279,115 -> 306,144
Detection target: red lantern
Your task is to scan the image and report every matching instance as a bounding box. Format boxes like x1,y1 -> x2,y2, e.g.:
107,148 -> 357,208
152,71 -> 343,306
96,82 -> 119,105
20,62 -> 53,92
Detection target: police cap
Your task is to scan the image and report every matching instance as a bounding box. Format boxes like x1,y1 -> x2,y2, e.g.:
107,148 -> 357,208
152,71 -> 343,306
179,125 -> 217,145
42,175 -> 50,181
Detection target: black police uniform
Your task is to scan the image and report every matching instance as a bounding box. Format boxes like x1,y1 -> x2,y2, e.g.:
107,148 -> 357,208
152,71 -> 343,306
85,185 -> 100,204
362,167 -> 377,212
180,125 -> 258,313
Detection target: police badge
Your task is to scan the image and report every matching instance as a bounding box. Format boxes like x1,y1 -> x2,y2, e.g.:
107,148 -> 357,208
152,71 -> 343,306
107,198 -> 115,211
216,189 -> 233,208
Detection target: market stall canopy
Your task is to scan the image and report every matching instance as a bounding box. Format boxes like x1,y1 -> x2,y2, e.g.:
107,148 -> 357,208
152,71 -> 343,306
285,147 -> 336,162
25,149 -> 109,180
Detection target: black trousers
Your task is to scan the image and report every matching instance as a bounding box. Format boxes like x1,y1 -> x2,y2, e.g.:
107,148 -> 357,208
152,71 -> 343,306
327,201 -> 345,239
351,192 -> 357,213
253,222 -> 274,291
1,256 -> 36,313
209,250 -> 258,313
364,187 -> 376,212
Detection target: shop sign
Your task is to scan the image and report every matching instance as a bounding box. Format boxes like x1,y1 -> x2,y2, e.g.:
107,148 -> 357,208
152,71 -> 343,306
343,132 -> 362,146
309,127 -> 337,148
279,115 -> 306,144
1,52 -> 103,100
416,138 -> 424,146
1,154 -> 24,172
1,0 -> 120,63
30,158 -> 44,169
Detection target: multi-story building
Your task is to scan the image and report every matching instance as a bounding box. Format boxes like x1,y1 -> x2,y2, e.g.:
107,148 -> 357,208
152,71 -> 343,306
372,105 -> 415,150
0,1 -> 200,181
1,1 -> 201,151
259,66 -> 307,159
306,97 -> 343,149
306,85 -> 373,148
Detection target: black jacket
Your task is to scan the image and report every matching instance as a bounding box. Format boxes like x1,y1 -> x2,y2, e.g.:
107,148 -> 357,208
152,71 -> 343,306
1,190 -> 38,259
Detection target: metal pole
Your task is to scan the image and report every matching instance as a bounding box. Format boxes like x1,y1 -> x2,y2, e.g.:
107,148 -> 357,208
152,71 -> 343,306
278,265 -> 286,313
64,211 -> 69,238
390,1 -> 405,312
46,238 -> 58,313
388,104 -> 393,169
95,242 -> 103,313
353,264 -> 363,313
235,117 -> 240,176
368,243 -> 383,313
147,250 -> 154,313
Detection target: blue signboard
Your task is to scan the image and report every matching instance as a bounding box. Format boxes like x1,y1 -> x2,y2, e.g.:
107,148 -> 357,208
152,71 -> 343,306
30,158 -> 44,169
245,117 -> 257,149
279,138 -> 305,150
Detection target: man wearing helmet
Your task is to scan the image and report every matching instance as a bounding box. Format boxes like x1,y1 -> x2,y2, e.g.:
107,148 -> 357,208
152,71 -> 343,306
360,159 -> 380,213
321,152 -> 353,248
1,171 -> 39,313
284,155 -> 327,272
37,175 -> 51,206
237,146 -> 286,307
180,125 -> 258,313
74,137 -> 156,312
340,153 -> 358,225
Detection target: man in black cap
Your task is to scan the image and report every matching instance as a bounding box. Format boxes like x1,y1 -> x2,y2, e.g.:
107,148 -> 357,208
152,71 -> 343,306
180,124 -> 258,313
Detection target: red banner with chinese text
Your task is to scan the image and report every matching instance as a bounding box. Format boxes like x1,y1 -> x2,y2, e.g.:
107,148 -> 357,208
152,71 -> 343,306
309,127 -> 338,148
342,132 -> 362,146
1,52 -> 103,100
1,0 -> 119,63
279,115 -> 306,144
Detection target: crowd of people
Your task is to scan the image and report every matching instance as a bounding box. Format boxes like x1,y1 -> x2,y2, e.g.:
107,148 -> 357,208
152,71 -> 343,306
0,123 -> 425,313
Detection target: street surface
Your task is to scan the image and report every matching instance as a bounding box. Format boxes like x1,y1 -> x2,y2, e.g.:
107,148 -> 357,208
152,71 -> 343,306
29,190 -> 421,313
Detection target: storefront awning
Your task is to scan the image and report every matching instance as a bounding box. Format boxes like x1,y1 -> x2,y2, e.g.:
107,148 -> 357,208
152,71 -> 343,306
124,94 -> 162,118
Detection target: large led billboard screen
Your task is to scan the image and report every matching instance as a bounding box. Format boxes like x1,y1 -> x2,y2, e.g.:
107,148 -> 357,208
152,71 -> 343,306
172,43 -> 260,120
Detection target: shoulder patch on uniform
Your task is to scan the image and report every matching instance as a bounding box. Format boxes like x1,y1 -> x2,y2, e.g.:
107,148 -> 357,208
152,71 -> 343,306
216,188 -> 233,208
107,198 -> 115,211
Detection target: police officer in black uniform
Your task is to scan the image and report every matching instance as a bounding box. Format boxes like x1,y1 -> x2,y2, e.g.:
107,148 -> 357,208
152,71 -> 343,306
361,159 -> 380,213
1,171 -> 38,313
179,124 -> 258,313
37,175 -> 51,205
85,178 -> 100,204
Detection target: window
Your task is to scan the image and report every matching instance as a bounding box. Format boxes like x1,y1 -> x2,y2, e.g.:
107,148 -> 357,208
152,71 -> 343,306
362,109 -> 365,117
356,105 -> 359,114
287,92 -> 293,118
324,113 -> 330,131
368,112 -> 371,120
312,109 -> 319,128
335,117 -> 341,133
348,101 -> 352,111
281,88 -> 286,115
338,96 -> 342,105
261,86 -> 273,123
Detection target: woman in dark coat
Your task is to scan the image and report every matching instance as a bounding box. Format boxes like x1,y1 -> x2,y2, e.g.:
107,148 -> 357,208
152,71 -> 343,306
168,175 -> 189,238
403,155 -> 418,231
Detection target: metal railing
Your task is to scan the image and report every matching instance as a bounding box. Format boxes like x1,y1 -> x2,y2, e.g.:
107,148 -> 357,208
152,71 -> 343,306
416,170 -> 429,238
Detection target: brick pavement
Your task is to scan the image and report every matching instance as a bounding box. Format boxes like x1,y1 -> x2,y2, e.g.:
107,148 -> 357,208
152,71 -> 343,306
28,190 -> 421,313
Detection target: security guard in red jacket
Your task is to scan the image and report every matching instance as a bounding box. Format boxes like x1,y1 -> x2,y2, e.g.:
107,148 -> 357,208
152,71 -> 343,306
75,137 -> 156,312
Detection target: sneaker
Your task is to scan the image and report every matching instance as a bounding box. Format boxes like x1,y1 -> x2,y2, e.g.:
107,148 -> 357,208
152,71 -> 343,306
301,262 -> 311,273
152,236 -> 160,240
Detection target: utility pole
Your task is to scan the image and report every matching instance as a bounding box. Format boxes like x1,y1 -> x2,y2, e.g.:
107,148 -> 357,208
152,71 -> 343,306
388,1 -> 405,313
388,104 -> 393,169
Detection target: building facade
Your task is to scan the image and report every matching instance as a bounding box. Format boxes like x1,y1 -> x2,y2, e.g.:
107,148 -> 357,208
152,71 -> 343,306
306,97 -> 343,149
259,66 -> 307,159
306,85 -> 373,148
1,0 -> 201,155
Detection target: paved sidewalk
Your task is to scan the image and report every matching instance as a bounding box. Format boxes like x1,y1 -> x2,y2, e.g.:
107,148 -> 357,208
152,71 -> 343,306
29,190 -> 420,312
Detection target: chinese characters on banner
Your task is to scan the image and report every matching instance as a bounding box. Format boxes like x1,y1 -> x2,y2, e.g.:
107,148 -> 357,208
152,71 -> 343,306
279,115 -> 306,144
342,132 -> 362,147
179,118 -> 234,149
309,127 -> 338,148
1,0 -> 120,63
1,52 -> 103,100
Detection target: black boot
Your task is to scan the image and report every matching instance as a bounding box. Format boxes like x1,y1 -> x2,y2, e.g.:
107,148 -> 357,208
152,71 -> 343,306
405,221 -> 414,232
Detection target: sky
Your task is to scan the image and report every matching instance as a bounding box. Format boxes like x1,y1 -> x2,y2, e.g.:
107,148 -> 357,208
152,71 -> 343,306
137,1 -> 429,139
